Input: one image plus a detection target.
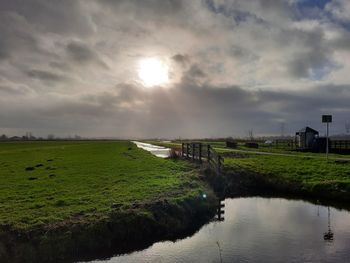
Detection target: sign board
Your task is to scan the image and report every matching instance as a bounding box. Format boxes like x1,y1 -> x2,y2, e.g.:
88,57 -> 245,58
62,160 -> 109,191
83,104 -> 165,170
322,115 -> 332,123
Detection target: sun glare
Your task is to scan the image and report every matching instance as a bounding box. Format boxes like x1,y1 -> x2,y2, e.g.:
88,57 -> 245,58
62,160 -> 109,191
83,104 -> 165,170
138,58 -> 169,87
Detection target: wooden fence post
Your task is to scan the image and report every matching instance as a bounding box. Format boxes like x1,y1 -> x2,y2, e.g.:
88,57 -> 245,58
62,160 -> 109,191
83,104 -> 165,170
181,142 -> 224,176
186,143 -> 189,159
192,143 -> 195,161
207,145 -> 211,162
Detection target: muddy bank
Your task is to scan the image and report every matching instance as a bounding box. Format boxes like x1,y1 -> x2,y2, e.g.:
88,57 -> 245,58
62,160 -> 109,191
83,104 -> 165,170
0,193 -> 217,263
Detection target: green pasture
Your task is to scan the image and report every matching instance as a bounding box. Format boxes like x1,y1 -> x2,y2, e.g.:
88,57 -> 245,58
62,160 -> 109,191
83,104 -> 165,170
0,141 -> 204,231
224,154 -> 350,197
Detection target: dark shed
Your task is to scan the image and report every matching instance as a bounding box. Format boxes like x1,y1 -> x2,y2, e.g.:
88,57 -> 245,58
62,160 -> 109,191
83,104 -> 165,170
296,126 -> 319,149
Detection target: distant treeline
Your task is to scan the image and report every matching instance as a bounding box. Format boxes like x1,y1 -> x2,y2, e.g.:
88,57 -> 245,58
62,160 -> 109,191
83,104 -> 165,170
0,133 -> 83,141
0,134 -> 130,141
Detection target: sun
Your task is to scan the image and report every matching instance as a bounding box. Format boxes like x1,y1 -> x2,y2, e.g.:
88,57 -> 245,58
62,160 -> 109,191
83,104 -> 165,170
138,58 -> 169,87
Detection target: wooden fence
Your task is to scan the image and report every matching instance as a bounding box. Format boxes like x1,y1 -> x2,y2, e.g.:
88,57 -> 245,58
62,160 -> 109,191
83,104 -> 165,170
181,142 -> 224,176
330,140 -> 350,150
274,139 -> 296,149
330,140 -> 350,154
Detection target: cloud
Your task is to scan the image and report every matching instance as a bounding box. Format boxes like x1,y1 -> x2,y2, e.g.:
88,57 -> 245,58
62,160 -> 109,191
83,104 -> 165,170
171,54 -> 190,66
66,41 -> 108,69
26,69 -> 66,82
326,0 -> 350,22
0,0 -> 94,36
0,0 -> 349,137
0,85 -> 30,95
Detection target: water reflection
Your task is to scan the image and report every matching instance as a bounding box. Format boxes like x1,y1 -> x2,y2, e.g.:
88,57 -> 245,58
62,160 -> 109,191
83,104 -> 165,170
323,207 -> 334,242
215,199 -> 225,222
86,197 -> 350,263
132,141 -> 170,158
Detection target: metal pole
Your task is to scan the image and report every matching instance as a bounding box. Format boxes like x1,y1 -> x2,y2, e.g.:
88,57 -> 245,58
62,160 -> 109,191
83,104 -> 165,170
326,122 -> 329,160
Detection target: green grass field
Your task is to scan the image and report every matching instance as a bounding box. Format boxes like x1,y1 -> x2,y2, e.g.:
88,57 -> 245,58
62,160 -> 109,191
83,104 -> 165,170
4,139 -> 348,232
0,141 -> 205,231
224,154 -> 350,198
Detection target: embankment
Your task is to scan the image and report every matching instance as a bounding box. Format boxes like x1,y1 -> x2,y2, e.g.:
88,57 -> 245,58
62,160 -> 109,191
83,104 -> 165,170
0,192 -> 217,263
204,164 -> 350,205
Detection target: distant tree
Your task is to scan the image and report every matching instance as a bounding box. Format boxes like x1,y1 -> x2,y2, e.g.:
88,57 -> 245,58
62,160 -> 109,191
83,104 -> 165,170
0,134 -> 7,140
47,134 -> 55,140
346,122 -> 350,134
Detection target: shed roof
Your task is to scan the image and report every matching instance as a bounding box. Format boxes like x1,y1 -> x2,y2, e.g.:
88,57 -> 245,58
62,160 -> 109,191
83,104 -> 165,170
296,126 -> 319,134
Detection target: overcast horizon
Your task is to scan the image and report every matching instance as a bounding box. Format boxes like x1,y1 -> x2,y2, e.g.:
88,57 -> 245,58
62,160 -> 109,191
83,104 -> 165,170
1,0 -> 350,139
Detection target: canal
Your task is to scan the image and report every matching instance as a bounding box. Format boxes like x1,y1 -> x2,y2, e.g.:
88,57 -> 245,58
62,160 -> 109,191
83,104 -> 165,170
85,197 -> 350,263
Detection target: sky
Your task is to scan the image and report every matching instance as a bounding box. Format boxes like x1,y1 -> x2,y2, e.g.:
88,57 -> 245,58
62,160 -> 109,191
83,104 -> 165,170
0,0 -> 350,139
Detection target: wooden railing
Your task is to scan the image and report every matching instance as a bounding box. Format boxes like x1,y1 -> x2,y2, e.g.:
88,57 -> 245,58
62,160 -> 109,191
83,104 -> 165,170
181,142 -> 224,176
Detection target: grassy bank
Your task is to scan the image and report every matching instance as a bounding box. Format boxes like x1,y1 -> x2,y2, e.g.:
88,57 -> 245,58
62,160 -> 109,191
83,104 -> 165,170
223,154 -> 350,201
146,140 -> 350,200
0,141 -> 216,262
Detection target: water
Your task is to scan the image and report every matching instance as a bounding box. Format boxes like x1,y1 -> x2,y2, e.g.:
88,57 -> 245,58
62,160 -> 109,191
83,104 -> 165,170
132,141 -> 171,158
87,197 -> 350,263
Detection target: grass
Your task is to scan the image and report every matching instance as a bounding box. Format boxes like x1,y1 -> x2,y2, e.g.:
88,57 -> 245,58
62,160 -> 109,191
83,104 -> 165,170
0,141 -> 206,231
224,154 -> 350,199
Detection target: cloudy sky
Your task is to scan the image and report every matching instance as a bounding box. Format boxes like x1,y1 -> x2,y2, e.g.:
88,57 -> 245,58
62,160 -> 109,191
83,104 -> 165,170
1,0 -> 350,138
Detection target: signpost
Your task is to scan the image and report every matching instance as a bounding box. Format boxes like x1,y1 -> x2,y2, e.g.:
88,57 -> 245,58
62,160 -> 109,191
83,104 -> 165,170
322,115 -> 332,160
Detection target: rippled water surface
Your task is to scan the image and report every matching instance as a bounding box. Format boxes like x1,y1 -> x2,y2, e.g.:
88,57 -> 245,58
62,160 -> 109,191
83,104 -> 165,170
87,197 -> 350,263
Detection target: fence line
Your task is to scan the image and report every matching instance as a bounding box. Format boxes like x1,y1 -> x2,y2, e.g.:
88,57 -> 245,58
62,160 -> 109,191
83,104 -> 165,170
330,140 -> 350,150
274,139 -> 296,149
181,142 -> 224,176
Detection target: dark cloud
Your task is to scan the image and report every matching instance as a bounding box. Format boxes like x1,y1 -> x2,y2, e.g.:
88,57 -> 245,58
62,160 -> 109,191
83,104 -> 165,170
172,54 -> 190,66
279,27 -> 333,79
100,0 -> 185,18
66,41 -> 108,68
0,12 -> 39,60
185,64 -> 207,81
0,0 -> 94,36
26,70 -> 65,82
1,75 -> 350,137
